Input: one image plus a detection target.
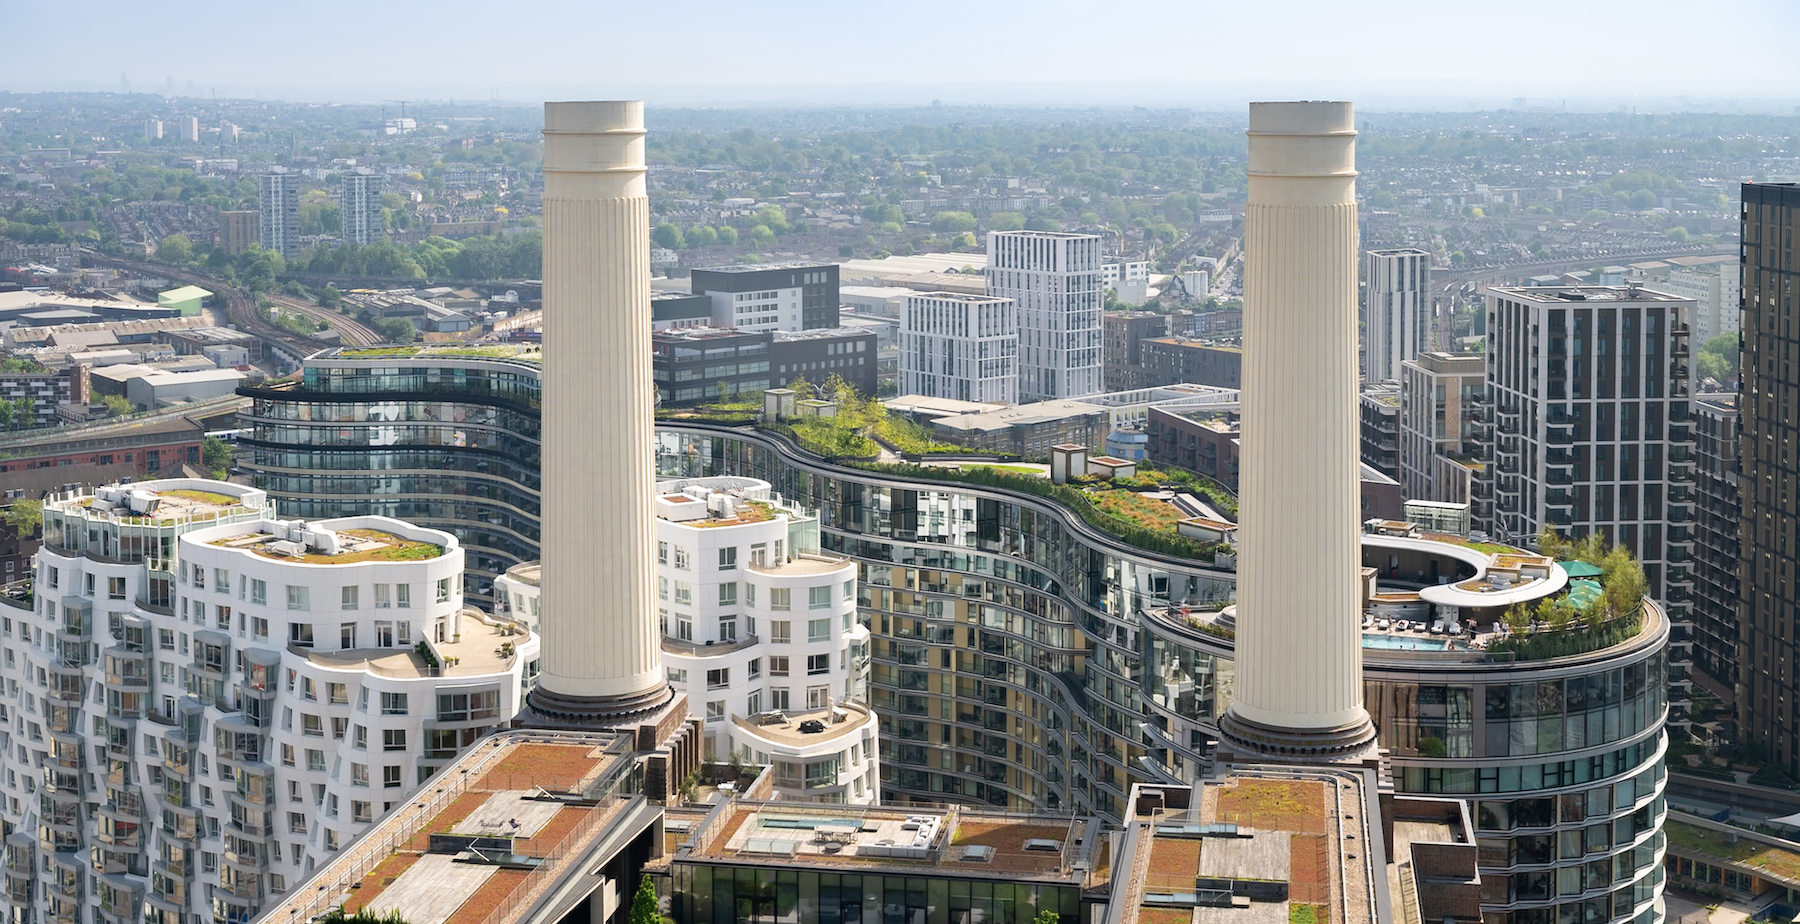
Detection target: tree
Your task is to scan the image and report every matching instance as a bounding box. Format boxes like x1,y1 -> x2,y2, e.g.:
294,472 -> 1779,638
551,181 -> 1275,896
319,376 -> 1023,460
1024,217 -> 1063,232
374,318 -> 417,344
1665,227 -> 1689,242
1032,910 -> 1061,924
930,211 -> 977,233
988,212 -> 1026,232
1697,332 -> 1739,381
716,226 -> 738,245
100,394 -> 134,417
628,878 -> 659,924
202,436 -> 232,478
837,244 -> 855,259
1628,189 -> 1659,211
1,499 -> 42,537
686,225 -> 718,248
0,398 -> 14,430
746,224 -> 776,247
318,285 -> 343,310
157,233 -> 193,264
652,223 -> 685,250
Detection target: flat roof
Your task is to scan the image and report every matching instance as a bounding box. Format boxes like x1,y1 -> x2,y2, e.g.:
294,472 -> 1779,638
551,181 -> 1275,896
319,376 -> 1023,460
731,702 -> 874,747
933,399 -> 1108,432
684,802 -> 1097,881
693,261 -> 835,274
254,731 -> 638,924
302,616 -> 523,679
1488,284 -> 1687,302
208,524 -> 449,564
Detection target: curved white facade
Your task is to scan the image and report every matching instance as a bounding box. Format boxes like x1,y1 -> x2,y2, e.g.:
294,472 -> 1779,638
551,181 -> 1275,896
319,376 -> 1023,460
0,480 -> 538,924
501,477 -> 880,804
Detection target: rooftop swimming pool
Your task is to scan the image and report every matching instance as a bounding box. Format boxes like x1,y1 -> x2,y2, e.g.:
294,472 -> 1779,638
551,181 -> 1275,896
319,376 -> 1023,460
1361,632 -> 1465,651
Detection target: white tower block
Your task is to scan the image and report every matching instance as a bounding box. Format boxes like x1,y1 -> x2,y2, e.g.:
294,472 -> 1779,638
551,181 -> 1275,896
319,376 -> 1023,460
528,101 -> 672,720
1219,101 -> 1378,759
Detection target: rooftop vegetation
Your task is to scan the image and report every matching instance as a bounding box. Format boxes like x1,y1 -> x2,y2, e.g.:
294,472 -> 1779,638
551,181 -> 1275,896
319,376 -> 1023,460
222,528 -> 445,564
1486,529 -> 1650,659
160,489 -> 241,507
1664,820 -> 1800,884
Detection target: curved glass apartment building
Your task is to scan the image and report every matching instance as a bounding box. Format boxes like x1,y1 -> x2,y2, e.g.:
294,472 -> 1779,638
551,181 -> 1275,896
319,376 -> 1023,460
656,421 -> 1670,924
238,347 -> 545,605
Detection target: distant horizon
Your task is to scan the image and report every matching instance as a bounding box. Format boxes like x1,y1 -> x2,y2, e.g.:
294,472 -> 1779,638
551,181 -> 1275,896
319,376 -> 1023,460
6,0 -> 1797,114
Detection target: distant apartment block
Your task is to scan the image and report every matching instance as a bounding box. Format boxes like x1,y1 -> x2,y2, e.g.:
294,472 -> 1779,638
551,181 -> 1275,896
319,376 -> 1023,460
985,231 -> 1103,400
141,119 -> 162,140
1691,391 -> 1739,689
1358,381 -> 1400,482
1139,337 -> 1242,390
899,292 -> 1018,404
691,262 -> 840,332
339,169 -> 384,247
1659,257 -> 1741,345
258,168 -> 301,260
178,116 -> 199,142
1102,311 -> 1169,392
1398,351 -> 1485,505
1473,285 -> 1696,613
652,326 -> 876,406
1364,248 -> 1432,382
218,210 -> 259,256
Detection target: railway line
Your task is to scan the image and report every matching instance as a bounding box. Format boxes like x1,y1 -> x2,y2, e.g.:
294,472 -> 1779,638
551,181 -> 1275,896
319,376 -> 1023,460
80,252 -> 384,359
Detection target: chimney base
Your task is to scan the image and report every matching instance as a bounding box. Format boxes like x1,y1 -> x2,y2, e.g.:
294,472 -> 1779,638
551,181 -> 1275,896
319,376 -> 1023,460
1216,708 -> 1379,764
521,682 -> 679,732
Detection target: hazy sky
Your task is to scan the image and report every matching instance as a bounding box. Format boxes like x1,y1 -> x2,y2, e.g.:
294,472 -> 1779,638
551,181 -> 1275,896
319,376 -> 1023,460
8,0 -> 1800,108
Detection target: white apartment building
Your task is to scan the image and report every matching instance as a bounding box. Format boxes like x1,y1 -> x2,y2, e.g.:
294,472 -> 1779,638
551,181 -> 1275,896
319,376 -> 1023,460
339,170 -> 384,247
494,477 -> 880,805
1660,262 -> 1740,344
178,117 -> 200,143
258,169 -> 300,260
1364,248 -> 1433,382
1474,285 -> 1697,614
1398,351 -> 1485,505
0,480 -> 539,924
1102,261 -> 1150,303
985,231 -> 1104,401
900,292 -> 1019,404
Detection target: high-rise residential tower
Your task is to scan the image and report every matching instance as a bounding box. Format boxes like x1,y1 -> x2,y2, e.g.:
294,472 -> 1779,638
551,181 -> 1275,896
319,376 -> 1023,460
1217,100 -> 1377,761
339,169 -> 384,247
1363,248 -> 1433,382
985,230 -> 1104,401
1692,390 -> 1740,690
1472,284 -> 1696,615
258,168 -> 300,261
1398,351 -> 1486,504
219,210 -> 259,256
899,292 -> 1018,403
1738,182 -> 1800,768
524,100 -> 673,725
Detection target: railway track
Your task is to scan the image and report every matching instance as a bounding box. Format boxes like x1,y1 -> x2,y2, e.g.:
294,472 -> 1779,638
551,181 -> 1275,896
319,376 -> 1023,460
80,252 -> 373,359
266,294 -> 382,347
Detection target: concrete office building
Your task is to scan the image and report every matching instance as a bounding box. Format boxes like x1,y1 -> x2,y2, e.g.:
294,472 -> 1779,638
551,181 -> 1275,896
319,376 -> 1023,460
1472,285 -> 1697,616
985,231 -> 1104,401
1691,391 -> 1739,691
339,169 -> 385,247
219,211 -> 260,256
899,292 -> 1018,404
1364,247 -> 1433,382
1399,351 -> 1486,505
1737,182 -> 1800,770
0,479 -> 540,924
691,262 -> 840,332
258,168 -> 301,261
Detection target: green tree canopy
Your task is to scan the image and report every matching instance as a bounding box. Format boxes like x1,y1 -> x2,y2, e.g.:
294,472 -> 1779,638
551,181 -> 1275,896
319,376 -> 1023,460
987,212 -> 1026,232
157,233 -> 193,264
202,436 -> 232,478
653,223 -> 685,250
930,211 -> 978,233
2,499 -> 42,537
629,878 -> 660,924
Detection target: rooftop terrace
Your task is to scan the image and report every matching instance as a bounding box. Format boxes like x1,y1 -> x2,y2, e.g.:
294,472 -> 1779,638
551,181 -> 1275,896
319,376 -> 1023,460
210,525 -> 448,564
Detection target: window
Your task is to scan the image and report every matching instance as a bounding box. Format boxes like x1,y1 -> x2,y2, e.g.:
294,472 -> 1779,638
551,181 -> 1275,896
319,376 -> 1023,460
396,584 -> 410,608
215,569 -> 230,594
341,586 -> 358,610
659,577 -> 669,600
770,588 -> 791,610
302,714 -> 323,737
435,578 -> 451,604
667,668 -> 688,684
771,620 -> 791,643
706,701 -> 725,722
380,692 -> 408,716
769,655 -> 790,677
251,580 -> 266,605
748,658 -> 761,679
374,584 -> 390,609
286,585 -> 308,611
216,604 -> 231,630
375,621 -> 394,647
746,689 -> 763,715
332,717 -> 347,740
352,725 -> 367,749
437,690 -> 500,721
289,623 -> 313,648
281,744 -> 295,767
673,548 -> 690,570
383,765 -> 402,788
307,749 -> 326,771
288,813 -> 307,834
383,729 -> 406,752
807,654 -> 830,675
340,623 -> 357,649
252,617 -> 268,640
809,618 -> 831,642
745,583 -> 756,606
807,685 -> 831,709
809,586 -> 831,609
719,616 -> 737,641
352,800 -> 371,823
842,580 -> 854,600
707,668 -> 730,690
677,617 -> 692,641
718,582 -> 737,606
351,763 -> 369,787
718,547 -> 737,570
108,577 -> 126,600
658,541 -> 668,565
770,687 -> 790,710
750,543 -> 768,568
328,683 -> 347,705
